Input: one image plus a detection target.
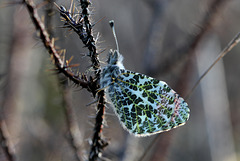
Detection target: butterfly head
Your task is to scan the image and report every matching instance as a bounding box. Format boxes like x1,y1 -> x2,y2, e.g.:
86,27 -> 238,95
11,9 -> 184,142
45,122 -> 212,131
100,49 -> 124,89
107,49 -> 124,69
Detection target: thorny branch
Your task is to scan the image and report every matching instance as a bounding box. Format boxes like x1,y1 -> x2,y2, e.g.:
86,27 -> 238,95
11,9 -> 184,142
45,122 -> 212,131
55,1 -> 100,75
23,0 -> 108,160
55,1 -> 108,160
23,0 -> 89,89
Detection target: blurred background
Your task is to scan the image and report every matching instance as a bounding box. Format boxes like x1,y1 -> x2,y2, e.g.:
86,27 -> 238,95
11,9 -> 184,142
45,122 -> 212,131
0,0 -> 240,160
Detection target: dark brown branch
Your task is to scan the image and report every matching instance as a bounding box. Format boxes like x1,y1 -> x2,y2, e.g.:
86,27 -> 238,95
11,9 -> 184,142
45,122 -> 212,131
80,0 -> 100,73
78,0 -> 108,160
23,0 -> 89,89
89,90 -> 108,161
55,0 -> 108,160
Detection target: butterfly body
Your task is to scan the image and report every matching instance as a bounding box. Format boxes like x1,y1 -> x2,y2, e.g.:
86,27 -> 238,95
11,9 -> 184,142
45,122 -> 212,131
100,50 -> 190,136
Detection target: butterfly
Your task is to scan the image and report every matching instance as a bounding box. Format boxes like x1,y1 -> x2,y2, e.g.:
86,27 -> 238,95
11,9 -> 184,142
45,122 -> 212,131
100,21 -> 190,137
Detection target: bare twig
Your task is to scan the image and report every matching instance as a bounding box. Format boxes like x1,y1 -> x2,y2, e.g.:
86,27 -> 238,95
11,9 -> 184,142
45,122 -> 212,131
186,32 -> 240,99
0,120 -> 15,161
63,84 -> 83,161
151,0 -> 229,76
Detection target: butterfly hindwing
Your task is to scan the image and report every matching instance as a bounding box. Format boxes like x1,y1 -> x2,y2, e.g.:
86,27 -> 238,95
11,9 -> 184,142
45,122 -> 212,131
100,49 -> 190,136
107,69 -> 190,136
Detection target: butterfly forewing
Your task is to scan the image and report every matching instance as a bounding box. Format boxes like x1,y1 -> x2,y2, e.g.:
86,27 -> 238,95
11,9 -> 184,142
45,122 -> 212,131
107,69 -> 190,136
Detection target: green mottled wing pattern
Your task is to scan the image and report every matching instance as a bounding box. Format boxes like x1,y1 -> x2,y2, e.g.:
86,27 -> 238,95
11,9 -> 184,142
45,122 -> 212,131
107,69 -> 190,136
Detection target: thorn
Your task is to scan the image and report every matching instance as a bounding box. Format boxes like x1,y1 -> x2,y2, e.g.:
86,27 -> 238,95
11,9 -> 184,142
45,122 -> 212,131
86,100 -> 98,106
68,64 -> 80,68
98,48 -> 107,55
68,56 -> 74,64
51,38 -> 55,46
62,49 -> 66,66
95,32 -> 100,43
41,15 -> 45,23
53,2 -> 62,11
60,17 -> 66,21
92,17 -> 106,27
87,121 -> 95,127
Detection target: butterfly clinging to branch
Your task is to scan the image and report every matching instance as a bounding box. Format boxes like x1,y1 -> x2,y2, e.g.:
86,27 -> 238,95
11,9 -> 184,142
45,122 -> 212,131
100,21 -> 190,136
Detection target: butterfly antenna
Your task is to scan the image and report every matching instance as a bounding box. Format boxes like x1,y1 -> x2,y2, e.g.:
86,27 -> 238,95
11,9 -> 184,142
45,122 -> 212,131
109,20 -> 119,52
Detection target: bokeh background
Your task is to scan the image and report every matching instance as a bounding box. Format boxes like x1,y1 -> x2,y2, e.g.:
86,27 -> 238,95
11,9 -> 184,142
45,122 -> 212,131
0,0 -> 240,161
